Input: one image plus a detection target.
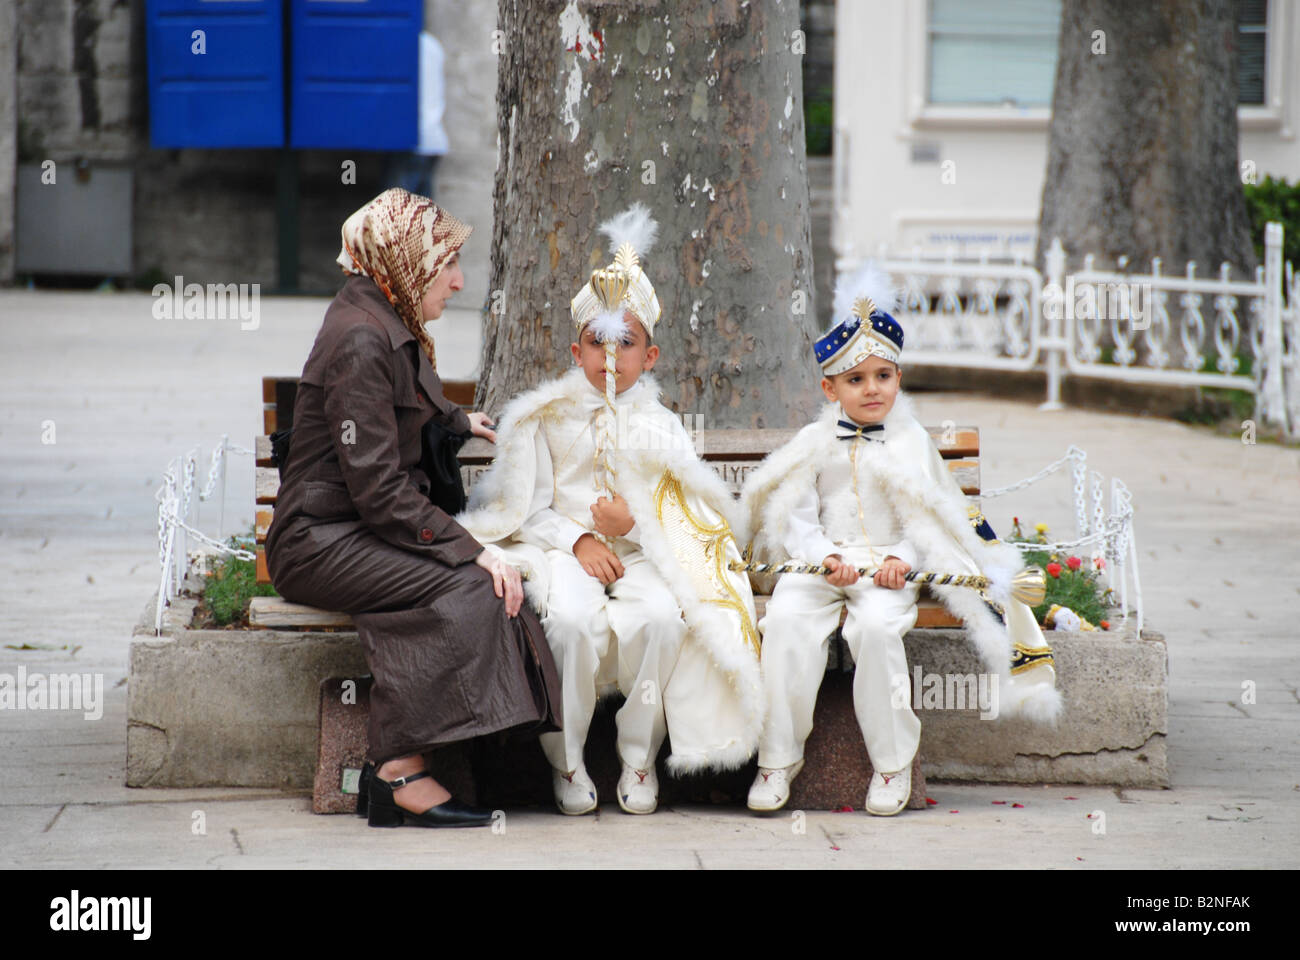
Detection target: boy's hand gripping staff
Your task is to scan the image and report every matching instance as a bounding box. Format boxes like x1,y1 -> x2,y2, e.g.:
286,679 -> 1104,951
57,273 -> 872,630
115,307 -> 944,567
729,549 -> 1047,611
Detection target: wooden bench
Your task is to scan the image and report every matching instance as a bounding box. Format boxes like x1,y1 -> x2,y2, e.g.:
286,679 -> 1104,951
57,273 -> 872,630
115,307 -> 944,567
252,376 -> 979,631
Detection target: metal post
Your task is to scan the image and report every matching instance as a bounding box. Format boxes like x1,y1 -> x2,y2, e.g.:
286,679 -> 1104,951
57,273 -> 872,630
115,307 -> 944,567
277,149 -> 300,293
1261,222 -> 1289,435
155,525 -> 174,635
1040,237 -> 1066,410
1287,258 -> 1300,437
217,436 -> 228,542
1128,520 -> 1144,636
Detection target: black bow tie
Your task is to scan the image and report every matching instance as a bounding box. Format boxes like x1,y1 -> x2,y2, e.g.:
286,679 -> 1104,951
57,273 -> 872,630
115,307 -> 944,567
837,420 -> 885,442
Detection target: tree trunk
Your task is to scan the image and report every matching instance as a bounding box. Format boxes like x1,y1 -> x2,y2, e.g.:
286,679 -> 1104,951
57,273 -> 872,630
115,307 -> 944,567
1036,0 -> 1256,277
482,0 -> 820,427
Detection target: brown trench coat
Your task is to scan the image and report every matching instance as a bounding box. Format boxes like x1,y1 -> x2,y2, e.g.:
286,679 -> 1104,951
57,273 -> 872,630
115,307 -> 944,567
266,275 -> 560,763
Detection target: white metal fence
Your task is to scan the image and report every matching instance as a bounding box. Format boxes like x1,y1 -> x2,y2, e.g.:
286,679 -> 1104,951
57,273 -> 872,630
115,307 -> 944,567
153,436 -> 253,633
858,222 -> 1298,438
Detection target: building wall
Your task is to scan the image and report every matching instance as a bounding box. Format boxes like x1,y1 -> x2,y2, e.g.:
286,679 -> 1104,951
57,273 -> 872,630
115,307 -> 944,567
2,0 -> 500,296
0,0 -> 17,283
834,0 -> 1300,266
427,0 -> 498,307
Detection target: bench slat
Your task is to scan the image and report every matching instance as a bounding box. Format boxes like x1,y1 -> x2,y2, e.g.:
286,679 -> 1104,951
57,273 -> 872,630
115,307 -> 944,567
254,441 -> 982,502
248,595 -> 962,631
949,461 -> 980,496
443,380 -> 476,408
255,466 -> 280,505
255,508 -> 273,544
250,597 -> 352,628
458,427 -> 979,465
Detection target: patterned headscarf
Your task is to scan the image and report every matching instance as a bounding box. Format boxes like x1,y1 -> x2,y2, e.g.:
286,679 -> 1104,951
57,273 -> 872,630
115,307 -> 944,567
336,188 -> 472,369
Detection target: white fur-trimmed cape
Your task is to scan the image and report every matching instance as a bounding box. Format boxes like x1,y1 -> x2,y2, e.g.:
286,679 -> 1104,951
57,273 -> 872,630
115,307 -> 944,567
457,368 -> 765,772
739,392 -> 1062,723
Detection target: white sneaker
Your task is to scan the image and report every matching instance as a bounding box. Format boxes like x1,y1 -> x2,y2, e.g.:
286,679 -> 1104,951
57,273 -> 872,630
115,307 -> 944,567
747,759 -> 805,812
617,763 -> 659,814
551,764 -> 598,815
866,767 -> 911,816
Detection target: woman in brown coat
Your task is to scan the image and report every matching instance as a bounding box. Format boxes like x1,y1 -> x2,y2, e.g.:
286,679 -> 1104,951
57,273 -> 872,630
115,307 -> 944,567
266,189 -> 560,828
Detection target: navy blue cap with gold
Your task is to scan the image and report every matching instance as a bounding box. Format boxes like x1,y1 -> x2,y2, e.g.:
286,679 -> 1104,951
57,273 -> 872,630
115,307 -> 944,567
816,297 -> 904,376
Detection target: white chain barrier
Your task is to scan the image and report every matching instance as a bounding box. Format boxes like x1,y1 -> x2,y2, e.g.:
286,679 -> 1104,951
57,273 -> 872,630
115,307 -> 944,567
150,438 -> 1142,634
982,446 -> 1142,633
153,435 -> 255,634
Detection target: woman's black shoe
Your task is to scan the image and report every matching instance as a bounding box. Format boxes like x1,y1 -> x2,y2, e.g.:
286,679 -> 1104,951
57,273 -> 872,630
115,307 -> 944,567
367,769 -> 494,828
355,761 -> 376,818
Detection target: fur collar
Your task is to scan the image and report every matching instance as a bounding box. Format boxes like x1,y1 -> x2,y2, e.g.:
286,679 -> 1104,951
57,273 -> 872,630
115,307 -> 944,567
492,367 -> 665,433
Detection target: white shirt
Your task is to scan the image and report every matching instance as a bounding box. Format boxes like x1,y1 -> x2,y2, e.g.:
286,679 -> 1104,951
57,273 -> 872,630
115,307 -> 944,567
783,405 -> 908,565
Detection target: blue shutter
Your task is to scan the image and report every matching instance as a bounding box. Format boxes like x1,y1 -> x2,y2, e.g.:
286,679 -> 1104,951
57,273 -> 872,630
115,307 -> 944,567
290,0 -> 421,150
146,0 -> 284,147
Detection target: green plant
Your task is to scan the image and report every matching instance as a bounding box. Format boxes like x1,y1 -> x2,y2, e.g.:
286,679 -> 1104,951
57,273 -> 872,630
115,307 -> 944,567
202,545 -> 277,627
805,85 -> 832,156
1007,520 -> 1113,627
134,266 -> 169,292
1243,175 -> 1300,272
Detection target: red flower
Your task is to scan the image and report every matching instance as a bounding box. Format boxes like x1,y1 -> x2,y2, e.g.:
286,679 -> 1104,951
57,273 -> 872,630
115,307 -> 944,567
925,797 -> 937,805
1066,556 -> 1082,571
1093,557 -> 1106,570
1012,803 -> 1025,808
1046,562 -> 1062,578
1100,620 -> 1110,630
992,800 -> 1006,805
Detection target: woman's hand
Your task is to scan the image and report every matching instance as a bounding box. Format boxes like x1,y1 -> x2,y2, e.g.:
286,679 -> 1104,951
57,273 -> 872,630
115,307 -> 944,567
467,411 -> 497,443
475,549 -> 523,617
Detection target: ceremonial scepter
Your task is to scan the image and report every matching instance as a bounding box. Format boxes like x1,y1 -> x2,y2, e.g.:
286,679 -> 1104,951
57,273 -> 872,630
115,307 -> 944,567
729,552 -> 1048,608
587,249 -> 638,544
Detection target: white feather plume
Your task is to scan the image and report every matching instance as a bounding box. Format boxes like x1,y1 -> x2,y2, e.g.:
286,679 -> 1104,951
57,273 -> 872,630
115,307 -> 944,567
598,202 -> 659,259
586,307 -> 630,344
831,261 -> 899,328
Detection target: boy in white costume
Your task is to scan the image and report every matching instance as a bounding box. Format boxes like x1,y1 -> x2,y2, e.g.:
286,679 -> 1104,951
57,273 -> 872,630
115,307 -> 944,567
457,205 -> 762,816
740,267 -> 1061,816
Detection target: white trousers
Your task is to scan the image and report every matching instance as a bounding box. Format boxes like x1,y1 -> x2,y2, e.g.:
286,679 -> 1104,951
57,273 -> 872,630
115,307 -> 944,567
537,548 -> 687,772
757,544 -> 922,773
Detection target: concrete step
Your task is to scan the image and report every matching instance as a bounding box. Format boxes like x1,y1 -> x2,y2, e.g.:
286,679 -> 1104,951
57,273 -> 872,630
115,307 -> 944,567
313,674 -> 927,815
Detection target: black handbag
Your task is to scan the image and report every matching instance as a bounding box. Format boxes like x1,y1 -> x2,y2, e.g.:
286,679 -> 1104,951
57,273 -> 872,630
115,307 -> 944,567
419,418 -> 470,515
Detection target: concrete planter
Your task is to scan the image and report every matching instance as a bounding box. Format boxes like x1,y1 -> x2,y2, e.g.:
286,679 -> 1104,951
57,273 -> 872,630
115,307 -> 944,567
127,591 -> 367,788
127,588 -> 1166,790
905,619 -> 1168,787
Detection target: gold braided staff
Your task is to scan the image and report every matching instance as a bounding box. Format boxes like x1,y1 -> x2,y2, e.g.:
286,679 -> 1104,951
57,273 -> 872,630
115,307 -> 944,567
587,243 -> 642,537
730,551 -> 1047,608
